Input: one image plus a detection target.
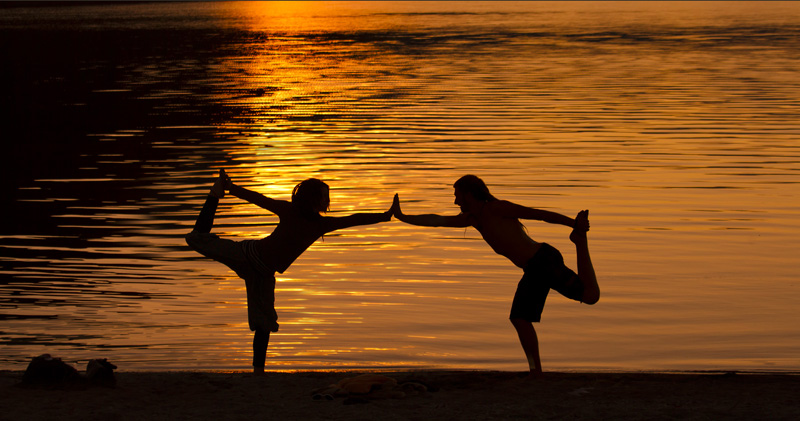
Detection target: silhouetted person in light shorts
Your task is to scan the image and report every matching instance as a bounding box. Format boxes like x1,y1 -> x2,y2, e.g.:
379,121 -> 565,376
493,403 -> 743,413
393,175 -> 599,377
186,170 -> 396,374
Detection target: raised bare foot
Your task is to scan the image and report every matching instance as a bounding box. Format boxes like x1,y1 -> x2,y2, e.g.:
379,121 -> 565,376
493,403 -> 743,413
570,210 -> 590,244
220,169 -> 231,190
209,169 -> 227,198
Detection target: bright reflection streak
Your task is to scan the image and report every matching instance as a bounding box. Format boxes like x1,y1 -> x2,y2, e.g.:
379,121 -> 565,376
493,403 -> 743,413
2,1 -> 799,373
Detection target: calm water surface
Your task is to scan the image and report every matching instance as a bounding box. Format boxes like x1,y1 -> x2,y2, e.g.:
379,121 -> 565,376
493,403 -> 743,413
1,1 -> 799,372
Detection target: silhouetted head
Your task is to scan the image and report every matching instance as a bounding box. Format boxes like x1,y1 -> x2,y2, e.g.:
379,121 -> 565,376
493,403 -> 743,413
453,175 -> 496,213
292,178 -> 330,219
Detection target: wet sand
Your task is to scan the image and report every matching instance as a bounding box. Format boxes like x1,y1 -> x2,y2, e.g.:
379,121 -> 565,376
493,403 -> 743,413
2,370 -> 797,420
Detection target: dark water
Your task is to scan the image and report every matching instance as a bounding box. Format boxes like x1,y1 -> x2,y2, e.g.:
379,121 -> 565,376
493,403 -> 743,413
1,2 -> 799,371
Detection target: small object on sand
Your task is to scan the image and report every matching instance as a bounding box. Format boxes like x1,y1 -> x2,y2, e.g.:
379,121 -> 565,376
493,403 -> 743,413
86,358 -> 118,388
20,354 -> 81,387
311,374 -> 429,403
569,386 -> 594,396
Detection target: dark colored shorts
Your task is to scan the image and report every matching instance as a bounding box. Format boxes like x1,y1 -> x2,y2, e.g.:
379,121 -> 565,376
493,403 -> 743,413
185,232 -> 279,333
509,243 -> 583,322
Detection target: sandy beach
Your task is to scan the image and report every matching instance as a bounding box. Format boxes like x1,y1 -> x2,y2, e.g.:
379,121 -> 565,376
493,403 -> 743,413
2,369 -> 797,420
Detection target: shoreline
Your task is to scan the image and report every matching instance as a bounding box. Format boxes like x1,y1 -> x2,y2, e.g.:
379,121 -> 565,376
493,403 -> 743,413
3,370 -> 797,420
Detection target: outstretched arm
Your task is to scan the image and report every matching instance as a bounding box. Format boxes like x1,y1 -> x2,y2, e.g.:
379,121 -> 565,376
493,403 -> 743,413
493,200 -> 576,228
224,171 -> 291,215
392,194 -> 470,228
323,197 -> 395,232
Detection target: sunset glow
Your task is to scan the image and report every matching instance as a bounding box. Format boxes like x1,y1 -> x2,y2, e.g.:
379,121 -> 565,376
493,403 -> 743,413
2,1 -> 799,373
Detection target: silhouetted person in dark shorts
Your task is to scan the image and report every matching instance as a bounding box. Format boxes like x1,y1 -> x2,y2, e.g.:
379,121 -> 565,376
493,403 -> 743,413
393,175 -> 599,377
186,170 -> 396,374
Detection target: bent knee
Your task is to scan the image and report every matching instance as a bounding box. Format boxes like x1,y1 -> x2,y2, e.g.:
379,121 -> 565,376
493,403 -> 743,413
185,231 -> 215,254
185,232 -> 200,248
185,230 -> 213,244
582,290 -> 600,305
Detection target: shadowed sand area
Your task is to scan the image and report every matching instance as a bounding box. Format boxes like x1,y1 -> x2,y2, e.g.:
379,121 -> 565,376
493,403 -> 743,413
2,370 -> 797,420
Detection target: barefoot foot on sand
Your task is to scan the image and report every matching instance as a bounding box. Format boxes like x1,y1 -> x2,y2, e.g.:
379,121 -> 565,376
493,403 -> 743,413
570,210 -> 589,244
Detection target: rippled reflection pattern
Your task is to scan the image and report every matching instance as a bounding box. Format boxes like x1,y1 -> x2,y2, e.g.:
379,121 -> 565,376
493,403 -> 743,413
2,2 -> 799,372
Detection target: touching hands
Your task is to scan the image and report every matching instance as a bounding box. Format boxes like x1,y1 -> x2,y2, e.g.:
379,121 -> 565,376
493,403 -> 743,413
385,193 -> 401,220
391,194 -> 402,218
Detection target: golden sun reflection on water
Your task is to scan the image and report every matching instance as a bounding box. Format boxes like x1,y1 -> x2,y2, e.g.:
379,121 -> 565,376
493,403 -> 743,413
2,1 -> 799,372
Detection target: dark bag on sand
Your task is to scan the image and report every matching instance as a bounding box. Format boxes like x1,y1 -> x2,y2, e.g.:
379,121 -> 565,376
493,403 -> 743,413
21,354 -> 81,387
86,358 -> 117,387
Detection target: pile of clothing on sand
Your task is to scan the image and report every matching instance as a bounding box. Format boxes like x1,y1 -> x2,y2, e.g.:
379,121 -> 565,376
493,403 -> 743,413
17,354 -> 117,389
312,373 -> 432,405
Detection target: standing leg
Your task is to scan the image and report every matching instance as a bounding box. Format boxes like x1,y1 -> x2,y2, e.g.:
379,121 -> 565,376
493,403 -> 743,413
510,318 -> 543,378
570,210 -> 600,304
252,329 -> 269,375
243,270 -> 279,375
